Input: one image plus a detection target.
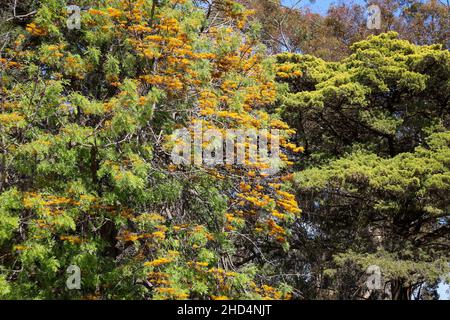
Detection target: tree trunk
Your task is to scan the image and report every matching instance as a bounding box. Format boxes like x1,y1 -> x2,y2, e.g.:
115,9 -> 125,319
391,279 -> 412,300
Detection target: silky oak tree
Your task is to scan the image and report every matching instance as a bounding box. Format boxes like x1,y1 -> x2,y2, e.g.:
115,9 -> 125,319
0,0 -> 301,299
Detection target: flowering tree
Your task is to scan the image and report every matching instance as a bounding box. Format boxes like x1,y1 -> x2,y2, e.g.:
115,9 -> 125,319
0,0 -> 301,299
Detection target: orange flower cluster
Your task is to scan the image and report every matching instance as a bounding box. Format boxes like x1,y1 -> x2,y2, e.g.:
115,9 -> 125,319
276,63 -> 302,79
0,58 -> 20,69
144,257 -> 173,267
276,189 -> 301,215
0,112 -> 25,125
154,287 -> 189,300
23,193 -> 78,210
26,23 -> 47,36
147,272 -> 170,286
253,284 -> 292,300
60,235 -> 83,245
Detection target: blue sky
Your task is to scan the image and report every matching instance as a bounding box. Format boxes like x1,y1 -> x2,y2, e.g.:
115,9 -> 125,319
439,283 -> 449,300
282,0 -> 366,14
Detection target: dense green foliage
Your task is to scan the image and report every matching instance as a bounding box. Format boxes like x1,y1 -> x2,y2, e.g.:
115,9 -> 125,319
0,0 -> 300,300
276,32 -> 449,300
0,0 -> 449,300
